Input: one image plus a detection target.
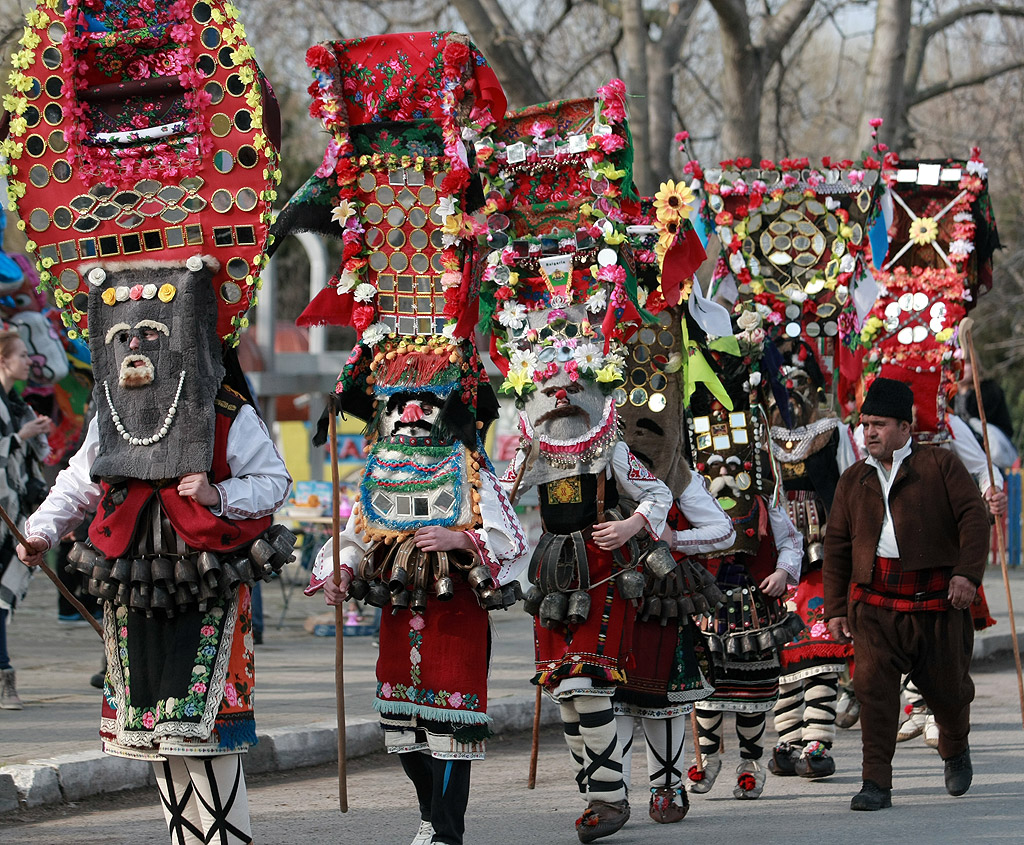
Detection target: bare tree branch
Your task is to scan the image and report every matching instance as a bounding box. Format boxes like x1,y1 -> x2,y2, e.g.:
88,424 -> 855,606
920,3 -> 1024,42
761,0 -> 817,64
911,59 -> 1024,106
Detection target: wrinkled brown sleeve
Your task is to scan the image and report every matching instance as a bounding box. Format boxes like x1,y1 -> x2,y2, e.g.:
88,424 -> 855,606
935,448 -> 990,586
823,469 -> 855,619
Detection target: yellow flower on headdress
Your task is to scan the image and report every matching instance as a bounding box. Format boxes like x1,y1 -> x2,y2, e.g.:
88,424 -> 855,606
501,369 -> 533,394
158,283 -> 177,303
595,363 -> 622,384
909,216 -> 938,246
653,179 -> 695,223
102,288 -> 117,306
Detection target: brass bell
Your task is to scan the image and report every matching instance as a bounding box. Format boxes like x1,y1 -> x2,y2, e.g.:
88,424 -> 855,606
434,575 -> 455,601
197,551 -> 222,588
220,561 -> 242,594
566,590 -> 591,626
130,559 -> 151,597
366,581 -> 391,608
349,578 -> 370,601
391,587 -> 411,609
151,585 -> 174,614
151,556 -> 174,586
388,562 -> 410,592
174,558 -> 200,594
116,582 -> 131,606
96,578 -> 118,602
467,565 -> 494,592
616,569 -> 645,601
410,588 -> 428,612
538,592 -> 568,629
806,541 -> 824,567
522,584 -> 544,616
642,541 -> 678,579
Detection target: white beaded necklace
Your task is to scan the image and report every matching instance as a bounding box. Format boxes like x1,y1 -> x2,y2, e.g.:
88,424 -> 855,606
103,370 -> 186,446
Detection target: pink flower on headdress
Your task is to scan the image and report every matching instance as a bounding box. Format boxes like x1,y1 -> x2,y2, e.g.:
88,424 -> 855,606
129,285 -> 144,301
596,78 -> 627,123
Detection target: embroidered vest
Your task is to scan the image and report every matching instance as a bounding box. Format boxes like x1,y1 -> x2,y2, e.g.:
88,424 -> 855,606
539,473 -> 621,536
89,385 -> 272,557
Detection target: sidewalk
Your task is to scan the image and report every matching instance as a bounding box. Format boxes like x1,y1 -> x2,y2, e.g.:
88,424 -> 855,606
3,558 -> 1023,813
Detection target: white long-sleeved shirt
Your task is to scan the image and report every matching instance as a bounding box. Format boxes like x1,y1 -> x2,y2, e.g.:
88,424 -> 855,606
668,474 -> 736,556
864,435 -> 914,559
306,465 -> 529,594
768,502 -> 804,585
25,407 -> 292,549
499,439 -> 675,540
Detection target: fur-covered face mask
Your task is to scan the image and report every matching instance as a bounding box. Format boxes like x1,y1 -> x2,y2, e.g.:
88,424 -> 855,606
378,391 -> 444,440
87,260 -> 225,481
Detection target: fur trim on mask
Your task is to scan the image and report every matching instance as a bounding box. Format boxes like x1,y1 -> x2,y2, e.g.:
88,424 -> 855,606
80,255 -> 221,275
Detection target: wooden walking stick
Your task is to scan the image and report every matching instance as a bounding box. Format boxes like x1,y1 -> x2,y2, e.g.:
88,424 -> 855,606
0,501 -> 103,638
527,683 -> 542,788
961,317 -> 1024,729
329,397 -> 350,811
690,709 -> 704,774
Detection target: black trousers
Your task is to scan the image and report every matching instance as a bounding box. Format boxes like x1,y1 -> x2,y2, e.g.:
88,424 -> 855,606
849,601 -> 974,789
399,751 -> 472,845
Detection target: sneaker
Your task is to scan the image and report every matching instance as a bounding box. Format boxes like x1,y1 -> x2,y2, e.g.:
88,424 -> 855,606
648,786 -> 688,823
850,779 -> 892,811
944,748 -> 972,797
835,689 -> 861,729
795,740 -> 836,778
410,820 -> 434,845
896,705 -> 927,742
733,759 -> 766,799
768,741 -> 801,776
576,798 -> 630,843
687,753 -> 722,793
0,668 -> 23,710
923,714 -> 939,749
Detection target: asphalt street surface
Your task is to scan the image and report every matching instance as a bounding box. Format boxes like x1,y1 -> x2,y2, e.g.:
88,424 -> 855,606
5,654 -> 1024,845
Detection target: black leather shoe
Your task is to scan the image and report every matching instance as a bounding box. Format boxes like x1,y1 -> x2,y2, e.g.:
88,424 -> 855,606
768,742 -> 800,776
850,780 -> 892,811
944,748 -> 972,797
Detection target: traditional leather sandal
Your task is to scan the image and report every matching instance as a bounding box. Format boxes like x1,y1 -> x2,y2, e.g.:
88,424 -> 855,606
648,786 -> 688,823
576,798 -> 630,843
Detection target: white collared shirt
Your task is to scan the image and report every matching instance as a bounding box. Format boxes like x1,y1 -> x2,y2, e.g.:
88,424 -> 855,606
865,436 -> 913,558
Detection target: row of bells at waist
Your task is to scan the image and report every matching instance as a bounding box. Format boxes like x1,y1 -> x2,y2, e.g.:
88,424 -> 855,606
350,550 -> 521,612
66,526 -> 296,617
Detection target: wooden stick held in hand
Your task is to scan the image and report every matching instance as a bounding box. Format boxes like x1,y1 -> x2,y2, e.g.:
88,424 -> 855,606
329,397 -> 350,812
527,683 -> 542,788
961,317 -> 1024,730
0,502 -> 103,638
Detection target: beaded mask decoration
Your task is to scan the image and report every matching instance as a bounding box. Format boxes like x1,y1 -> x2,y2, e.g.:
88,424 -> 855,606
2,0 -> 281,345
848,152 -> 997,440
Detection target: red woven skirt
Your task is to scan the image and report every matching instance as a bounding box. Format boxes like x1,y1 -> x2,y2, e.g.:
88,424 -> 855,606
533,542 -> 636,689
779,568 -> 853,682
374,583 -> 490,727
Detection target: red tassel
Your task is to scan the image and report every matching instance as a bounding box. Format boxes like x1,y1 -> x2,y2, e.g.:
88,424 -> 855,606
662,227 -> 707,307
297,287 -> 354,327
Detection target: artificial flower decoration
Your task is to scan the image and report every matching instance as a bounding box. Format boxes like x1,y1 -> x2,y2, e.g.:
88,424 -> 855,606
331,199 -> 356,226
908,216 -> 939,246
653,179 -> 695,223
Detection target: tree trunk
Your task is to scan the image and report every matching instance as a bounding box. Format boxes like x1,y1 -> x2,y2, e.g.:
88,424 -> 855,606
857,0 -> 913,153
621,0 -> 651,194
718,39 -> 764,158
648,10 -> 692,194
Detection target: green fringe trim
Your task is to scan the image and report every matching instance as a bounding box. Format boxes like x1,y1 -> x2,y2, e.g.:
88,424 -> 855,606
374,698 -> 492,726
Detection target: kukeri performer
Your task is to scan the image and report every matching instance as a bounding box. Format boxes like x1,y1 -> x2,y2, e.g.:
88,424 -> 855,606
18,262 -> 292,845
275,31 -> 526,845
610,200 -> 733,825
8,0 -> 290,840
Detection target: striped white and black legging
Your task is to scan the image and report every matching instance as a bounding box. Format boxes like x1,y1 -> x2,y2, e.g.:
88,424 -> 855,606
773,673 -> 840,748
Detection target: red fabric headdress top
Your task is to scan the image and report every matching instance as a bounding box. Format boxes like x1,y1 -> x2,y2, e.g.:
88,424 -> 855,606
280,32 -> 506,344
2,0 -> 281,344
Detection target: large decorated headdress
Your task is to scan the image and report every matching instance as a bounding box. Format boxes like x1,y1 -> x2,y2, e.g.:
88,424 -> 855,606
2,0 -> 281,345
695,149 -> 888,414
271,32 -> 506,437
849,150 -> 997,438
478,82 -> 651,482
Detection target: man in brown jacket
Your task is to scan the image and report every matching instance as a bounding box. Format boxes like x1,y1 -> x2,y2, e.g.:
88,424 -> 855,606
823,378 -> 990,811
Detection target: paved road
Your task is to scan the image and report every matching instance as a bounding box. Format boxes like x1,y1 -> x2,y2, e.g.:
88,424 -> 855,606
5,654 -> 1023,845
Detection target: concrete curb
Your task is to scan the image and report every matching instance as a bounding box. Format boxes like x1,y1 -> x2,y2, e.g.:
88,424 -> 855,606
1,692 -> 558,813
973,630 -> 1024,661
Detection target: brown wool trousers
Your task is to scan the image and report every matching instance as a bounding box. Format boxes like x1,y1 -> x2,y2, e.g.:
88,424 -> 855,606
848,601 -> 974,790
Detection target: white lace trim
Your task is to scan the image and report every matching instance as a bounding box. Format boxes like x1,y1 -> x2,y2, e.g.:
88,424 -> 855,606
769,417 -> 840,463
